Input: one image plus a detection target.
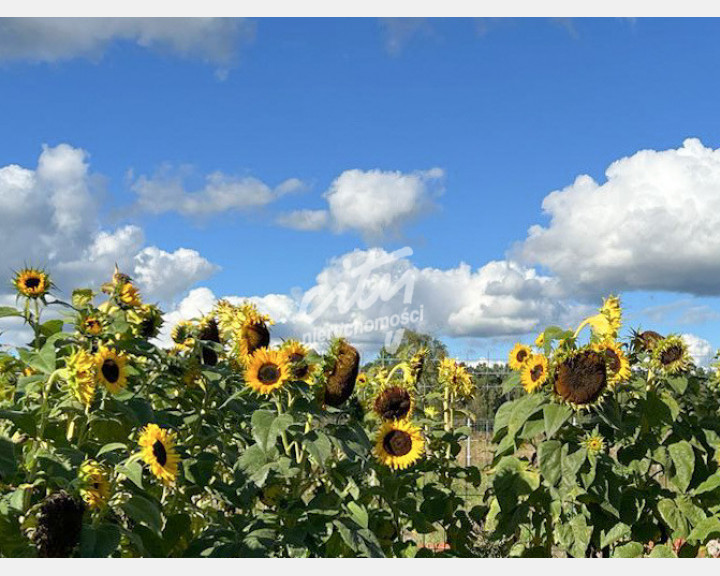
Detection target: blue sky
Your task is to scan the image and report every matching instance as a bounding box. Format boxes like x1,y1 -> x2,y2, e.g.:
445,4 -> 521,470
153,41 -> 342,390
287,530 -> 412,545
2,17 -> 720,363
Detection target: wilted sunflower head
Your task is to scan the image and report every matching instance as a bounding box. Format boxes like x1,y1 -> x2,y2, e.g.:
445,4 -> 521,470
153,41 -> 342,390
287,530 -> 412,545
652,335 -> 691,375
13,267 -> 51,299
95,346 -> 128,394
521,354 -> 548,393
78,460 -> 110,510
129,304 -> 164,339
323,339 -> 360,407
374,420 -> 425,471
553,349 -> 608,407
32,491 -> 85,557
245,348 -> 291,395
508,343 -> 532,371
408,348 -> 428,383
66,348 -> 97,406
138,424 -> 180,486
374,386 -> 414,421
282,340 -> 319,383
630,329 -> 664,356
594,340 -> 631,387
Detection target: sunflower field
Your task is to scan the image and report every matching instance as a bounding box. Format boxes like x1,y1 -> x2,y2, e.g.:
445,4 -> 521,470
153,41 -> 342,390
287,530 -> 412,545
0,266 -> 483,558
3,268 -> 720,558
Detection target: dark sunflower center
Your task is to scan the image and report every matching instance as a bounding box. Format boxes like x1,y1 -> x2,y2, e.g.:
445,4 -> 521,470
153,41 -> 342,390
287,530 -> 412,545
258,363 -> 281,384
92,482 -> 100,489
152,440 -> 168,466
604,349 -> 621,373
24,276 -> 41,289
243,323 -> 270,354
383,430 -> 413,457
554,350 -> 607,405
530,365 -> 544,382
661,345 -> 683,366
516,349 -> 528,363
375,387 -> 412,420
101,359 -> 120,383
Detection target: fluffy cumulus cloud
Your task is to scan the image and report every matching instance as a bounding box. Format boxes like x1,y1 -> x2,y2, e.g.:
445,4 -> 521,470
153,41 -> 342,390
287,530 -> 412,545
0,18 -> 254,68
132,166 -> 305,218
160,247 -> 586,355
0,144 -> 217,312
517,138 -> 720,296
681,333 -> 715,367
277,168 -> 444,239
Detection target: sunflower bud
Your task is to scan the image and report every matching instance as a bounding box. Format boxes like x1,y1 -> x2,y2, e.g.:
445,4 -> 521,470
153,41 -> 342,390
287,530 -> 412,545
324,340 -> 360,407
33,491 -> 85,557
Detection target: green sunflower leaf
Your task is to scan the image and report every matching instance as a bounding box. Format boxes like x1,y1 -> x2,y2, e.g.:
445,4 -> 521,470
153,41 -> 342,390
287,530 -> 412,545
543,403 -> 572,439
668,441 -> 695,493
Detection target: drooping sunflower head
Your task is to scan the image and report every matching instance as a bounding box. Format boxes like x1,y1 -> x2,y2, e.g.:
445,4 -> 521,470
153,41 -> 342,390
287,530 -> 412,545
521,354 -> 549,393
508,343 -> 532,371
32,491 -> 85,558
95,346 -> 128,394
553,349 -> 608,408
374,386 -> 414,421
630,329 -> 664,357
81,316 -> 103,337
322,339 -> 360,407
198,316 -> 221,366
594,340 -> 631,387
128,304 -> 164,339
581,431 -> 606,456
171,320 -> 196,351
13,267 -> 51,299
138,424 -> 180,486
374,420 -> 425,471
652,335 -> 692,375
245,347 -> 291,395
282,340 -> 319,383
78,460 -> 110,510
66,348 -> 97,406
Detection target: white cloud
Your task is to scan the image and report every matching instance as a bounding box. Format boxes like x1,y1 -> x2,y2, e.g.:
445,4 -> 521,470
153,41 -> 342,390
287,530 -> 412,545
276,209 -> 329,231
517,139 -> 720,296
0,18 -> 254,67
132,166 -> 304,217
0,144 -> 217,309
378,18 -> 434,55
681,333 -> 715,367
161,247 -> 585,356
277,168 -> 444,238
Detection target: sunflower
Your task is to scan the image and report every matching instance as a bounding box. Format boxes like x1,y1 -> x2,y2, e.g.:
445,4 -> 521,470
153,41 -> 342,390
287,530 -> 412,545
198,316 -> 221,366
118,282 -> 141,308
535,332 -> 545,348
581,431 -> 606,456
553,349 -> 608,407
323,339 -> 360,407
508,343 -> 532,371
652,335 -> 691,375
631,329 -> 663,355
374,420 -> 425,470
66,348 -> 96,406
594,340 -> 631,387
230,302 -> 272,358
408,348 -> 428,383
32,491 -> 85,558
438,357 -> 474,398
521,354 -> 548,393
244,348 -> 291,395
81,316 -> 102,337
95,346 -> 128,394
282,340 -> 319,383
138,424 -> 180,486
78,460 -> 110,510
356,372 -> 368,388
128,304 -> 164,339
13,267 -> 51,299
600,295 -> 622,335
171,320 -> 196,351
374,386 -> 414,421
